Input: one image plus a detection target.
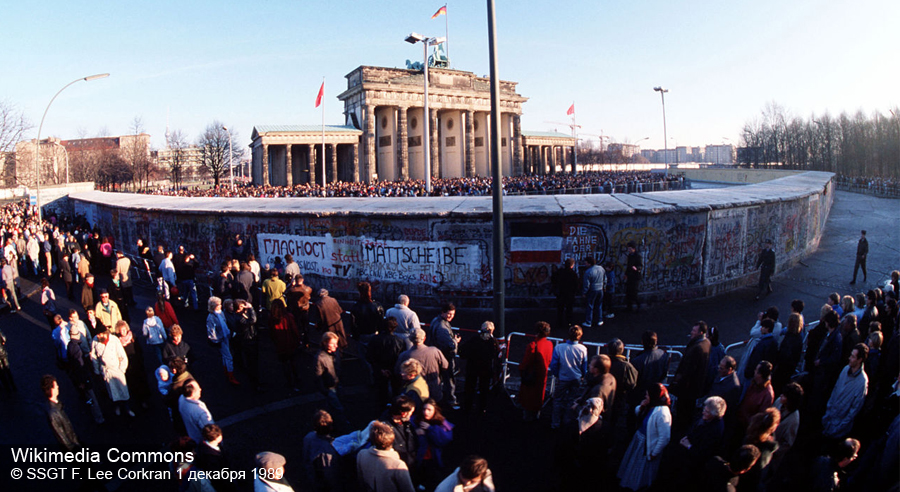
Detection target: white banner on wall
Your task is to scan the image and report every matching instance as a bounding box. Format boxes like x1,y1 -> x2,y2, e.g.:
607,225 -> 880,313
257,233 -> 484,287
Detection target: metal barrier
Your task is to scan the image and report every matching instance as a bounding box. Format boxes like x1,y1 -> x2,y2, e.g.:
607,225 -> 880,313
501,331 -> 685,407
835,182 -> 900,199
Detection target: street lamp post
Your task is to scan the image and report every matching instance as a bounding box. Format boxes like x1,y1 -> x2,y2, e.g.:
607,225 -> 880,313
653,86 -> 669,178
406,33 -> 445,194
34,73 -> 109,222
223,126 -> 234,190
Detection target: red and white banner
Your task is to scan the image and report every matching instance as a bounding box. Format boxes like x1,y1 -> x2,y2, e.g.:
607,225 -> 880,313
510,236 -> 562,263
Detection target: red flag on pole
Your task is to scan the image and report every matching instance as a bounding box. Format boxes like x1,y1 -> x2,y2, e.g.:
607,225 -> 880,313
432,5 -> 447,19
315,81 -> 324,108
566,104 -> 575,116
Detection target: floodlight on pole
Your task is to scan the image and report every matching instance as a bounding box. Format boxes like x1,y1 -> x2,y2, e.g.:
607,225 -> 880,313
223,126 -> 234,190
34,73 -> 109,222
406,33 -> 445,193
653,86 -> 669,178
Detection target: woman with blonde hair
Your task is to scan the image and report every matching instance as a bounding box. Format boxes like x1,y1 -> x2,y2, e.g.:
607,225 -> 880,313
400,358 -> 428,409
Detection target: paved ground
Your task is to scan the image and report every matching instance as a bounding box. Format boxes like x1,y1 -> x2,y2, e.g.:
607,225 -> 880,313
0,190 -> 896,491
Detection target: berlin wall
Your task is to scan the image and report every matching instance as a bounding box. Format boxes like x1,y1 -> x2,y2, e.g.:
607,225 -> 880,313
68,171 -> 834,307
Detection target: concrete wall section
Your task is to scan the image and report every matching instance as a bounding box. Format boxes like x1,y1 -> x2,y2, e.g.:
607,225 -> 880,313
680,168 -> 802,184
69,172 -> 833,307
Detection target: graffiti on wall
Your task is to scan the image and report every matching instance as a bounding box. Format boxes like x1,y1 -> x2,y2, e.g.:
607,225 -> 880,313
607,214 -> 706,294
706,208 -> 746,283
71,175 -> 833,305
257,233 -> 485,289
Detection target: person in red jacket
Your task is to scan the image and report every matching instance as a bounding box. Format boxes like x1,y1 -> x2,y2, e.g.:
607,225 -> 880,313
518,321 -> 554,421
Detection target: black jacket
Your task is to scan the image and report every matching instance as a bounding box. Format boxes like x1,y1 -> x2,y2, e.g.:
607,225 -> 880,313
380,416 -> 418,470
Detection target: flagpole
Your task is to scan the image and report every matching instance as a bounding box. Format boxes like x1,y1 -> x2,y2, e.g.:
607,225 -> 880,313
572,102 -> 578,173
445,3 -> 449,65
321,76 -> 326,190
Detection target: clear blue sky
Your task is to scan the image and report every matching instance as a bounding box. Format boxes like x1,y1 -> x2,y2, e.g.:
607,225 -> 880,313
3,0 -> 897,153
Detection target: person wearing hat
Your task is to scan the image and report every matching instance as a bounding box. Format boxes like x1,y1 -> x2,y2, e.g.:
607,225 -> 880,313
254,451 -> 295,491
755,239 -> 776,300
95,289 -> 123,332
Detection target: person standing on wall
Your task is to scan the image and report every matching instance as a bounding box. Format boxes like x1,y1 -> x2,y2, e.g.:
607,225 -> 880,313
755,239 -> 776,301
625,242 -> 643,313
850,230 -> 868,285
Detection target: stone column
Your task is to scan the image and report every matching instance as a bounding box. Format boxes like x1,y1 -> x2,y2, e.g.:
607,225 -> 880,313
308,144 -> 317,185
430,109 -> 439,178
352,143 -> 359,182
329,144 -> 337,183
365,104 -> 377,182
465,110 -> 475,177
512,115 -> 523,176
285,145 -> 293,187
398,106 -> 409,180
262,143 -> 269,185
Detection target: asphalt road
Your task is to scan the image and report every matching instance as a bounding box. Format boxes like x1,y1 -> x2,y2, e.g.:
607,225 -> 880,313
0,190 -> 896,492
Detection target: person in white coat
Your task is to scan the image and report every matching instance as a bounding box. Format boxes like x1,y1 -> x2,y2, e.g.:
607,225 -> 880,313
90,327 -> 133,417
617,382 -> 672,490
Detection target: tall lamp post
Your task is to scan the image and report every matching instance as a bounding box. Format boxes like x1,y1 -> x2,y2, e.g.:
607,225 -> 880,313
406,33 -> 445,194
34,73 -> 109,222
653,86 -> 669,178
223,125 -> 234,190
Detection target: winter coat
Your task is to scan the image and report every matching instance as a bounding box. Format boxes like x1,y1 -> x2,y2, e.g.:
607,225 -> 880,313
91,335 -> 130,402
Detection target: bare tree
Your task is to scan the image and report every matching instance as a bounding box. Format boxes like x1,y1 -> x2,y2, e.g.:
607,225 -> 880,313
739,104 -> 900,178
95,150 -> 132,191
167,130 -> 189,190
0,100 -> 30,154
124,117 -> 152,191
1,100 -> 32,186
198,121 -> 227,186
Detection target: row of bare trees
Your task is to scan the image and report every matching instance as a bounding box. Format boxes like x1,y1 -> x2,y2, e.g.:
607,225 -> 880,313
739,102 -> 900,178
163,121 -> 242,189
0,105 -> 244,190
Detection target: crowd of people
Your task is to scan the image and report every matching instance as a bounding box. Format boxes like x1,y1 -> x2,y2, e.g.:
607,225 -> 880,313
835,174 -> 900,197
516,282 -> 899,491
138,171 -> 687,198
1,199 -> 500,491
1,195 -> 898,492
